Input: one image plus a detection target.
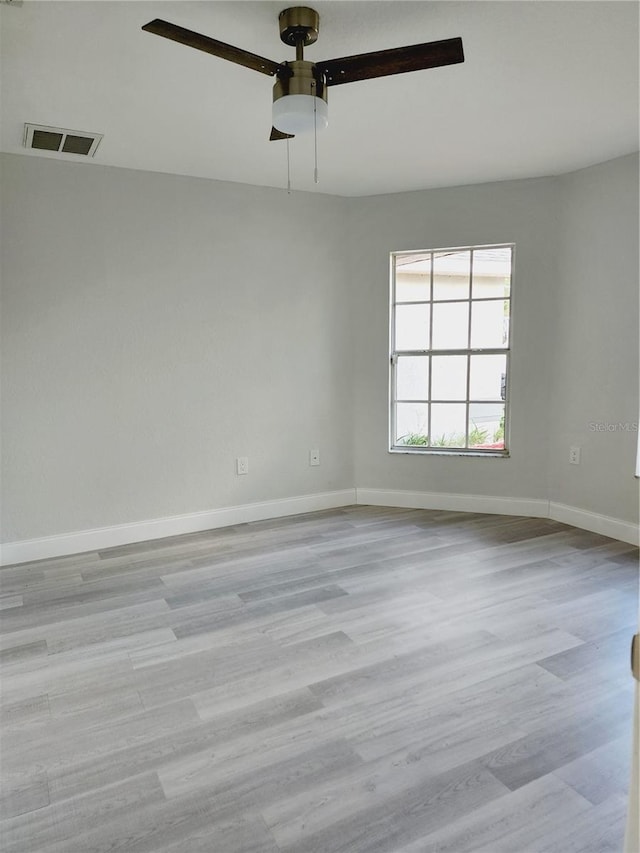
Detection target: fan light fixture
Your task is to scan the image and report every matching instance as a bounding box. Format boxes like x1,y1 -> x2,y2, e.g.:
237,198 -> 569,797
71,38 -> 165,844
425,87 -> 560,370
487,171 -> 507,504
272,93 -> 328,135
271,10 -> 328,136
271,57 -> 329,135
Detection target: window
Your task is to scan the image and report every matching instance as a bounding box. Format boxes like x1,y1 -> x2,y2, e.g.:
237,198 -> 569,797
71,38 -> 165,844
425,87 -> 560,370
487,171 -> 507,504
390,244 -> 513,455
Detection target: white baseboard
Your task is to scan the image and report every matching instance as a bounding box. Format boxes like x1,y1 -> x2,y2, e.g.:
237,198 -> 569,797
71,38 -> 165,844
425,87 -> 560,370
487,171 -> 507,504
549,501 -> 639,546
356,488 -> 639,546
0,489 -> 357,566
2,487 -> 636,566
356,488 -> 549,519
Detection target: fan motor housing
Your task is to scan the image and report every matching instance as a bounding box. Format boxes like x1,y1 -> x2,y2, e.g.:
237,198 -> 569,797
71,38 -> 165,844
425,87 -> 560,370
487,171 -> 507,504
278,7 -> 320,46
273,60 -> 327,104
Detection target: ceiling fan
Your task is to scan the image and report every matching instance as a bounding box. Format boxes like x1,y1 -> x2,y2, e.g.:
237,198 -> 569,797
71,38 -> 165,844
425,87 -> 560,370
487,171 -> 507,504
142,7 -> 464,141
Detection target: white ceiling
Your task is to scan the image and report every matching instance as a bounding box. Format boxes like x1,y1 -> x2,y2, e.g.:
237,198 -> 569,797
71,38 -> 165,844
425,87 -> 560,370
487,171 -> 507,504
1,1 -> 638,197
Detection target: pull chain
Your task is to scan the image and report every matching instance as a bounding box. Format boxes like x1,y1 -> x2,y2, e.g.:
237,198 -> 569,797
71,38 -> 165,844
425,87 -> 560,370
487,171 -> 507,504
286,137 -> 291,194
313,82 -> 319,184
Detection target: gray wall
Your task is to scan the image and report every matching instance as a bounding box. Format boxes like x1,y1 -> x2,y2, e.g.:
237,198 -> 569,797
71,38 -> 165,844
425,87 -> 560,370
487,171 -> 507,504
0,155 -> 353,541
349,177 -> 561,500
1,151 -> 637,544
548,153 -> 639,522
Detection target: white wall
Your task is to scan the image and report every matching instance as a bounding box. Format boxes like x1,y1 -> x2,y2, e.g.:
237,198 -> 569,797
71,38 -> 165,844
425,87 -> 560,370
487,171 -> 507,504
349,177 -> 561,501
548,153 -> 639,523
0,154 -> 353,542
1,151 -> 637,554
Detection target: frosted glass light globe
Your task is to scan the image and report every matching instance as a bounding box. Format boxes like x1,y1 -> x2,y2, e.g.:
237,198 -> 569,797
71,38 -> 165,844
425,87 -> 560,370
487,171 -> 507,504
272,95 -> 329,135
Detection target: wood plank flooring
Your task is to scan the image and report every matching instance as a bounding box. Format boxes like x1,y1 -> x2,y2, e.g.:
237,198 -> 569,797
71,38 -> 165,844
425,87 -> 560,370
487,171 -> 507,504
0,506 -> 637,852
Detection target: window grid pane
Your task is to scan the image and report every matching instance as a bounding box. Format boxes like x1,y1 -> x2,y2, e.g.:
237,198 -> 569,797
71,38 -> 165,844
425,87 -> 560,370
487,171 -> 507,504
431,302 -> 470,350
391,244 -> 512,453
395,304 -> 431,351
396,355 -> 430,401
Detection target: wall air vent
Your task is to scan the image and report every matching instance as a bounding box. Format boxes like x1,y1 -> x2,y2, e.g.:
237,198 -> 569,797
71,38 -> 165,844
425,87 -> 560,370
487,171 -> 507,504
23,124 -> 103,157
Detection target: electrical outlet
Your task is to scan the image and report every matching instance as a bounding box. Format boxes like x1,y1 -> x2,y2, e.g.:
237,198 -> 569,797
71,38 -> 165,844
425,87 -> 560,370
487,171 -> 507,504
236,456 -> 249,475
309,449 -> 320,466
569,446 -> 581,465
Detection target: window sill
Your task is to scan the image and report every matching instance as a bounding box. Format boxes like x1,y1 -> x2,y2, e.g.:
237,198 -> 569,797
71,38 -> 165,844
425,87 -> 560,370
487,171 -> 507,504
389,448 -> 510,458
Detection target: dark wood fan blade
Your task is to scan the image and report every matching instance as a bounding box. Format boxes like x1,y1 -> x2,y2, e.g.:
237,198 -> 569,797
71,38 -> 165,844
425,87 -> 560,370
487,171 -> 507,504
142,19 -> 281,77
316,37 -> 464,86
270,127 -> 295,141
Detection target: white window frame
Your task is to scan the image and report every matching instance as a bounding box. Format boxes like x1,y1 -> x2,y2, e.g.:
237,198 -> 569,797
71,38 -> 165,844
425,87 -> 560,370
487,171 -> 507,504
389,243 -> 514,457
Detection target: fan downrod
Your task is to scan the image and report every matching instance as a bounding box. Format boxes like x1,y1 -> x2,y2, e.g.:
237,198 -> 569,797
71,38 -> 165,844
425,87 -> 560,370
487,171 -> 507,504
278,7 -> 320,48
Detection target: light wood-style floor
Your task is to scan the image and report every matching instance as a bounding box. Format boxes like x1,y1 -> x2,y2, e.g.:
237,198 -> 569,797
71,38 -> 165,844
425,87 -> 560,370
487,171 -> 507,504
1,506 -> 638,853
